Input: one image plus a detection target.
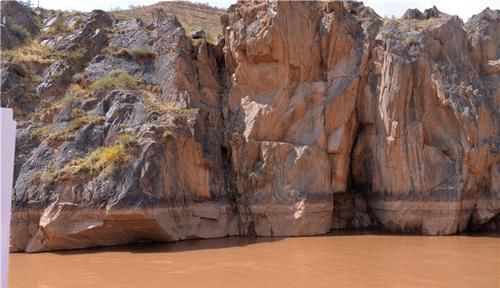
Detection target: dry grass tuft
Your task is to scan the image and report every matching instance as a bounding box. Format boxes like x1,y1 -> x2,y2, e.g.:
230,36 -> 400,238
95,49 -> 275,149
49,130 -> 139,179
90,70 -> 139,90
120,1 -> 224,44
2,40 -> 58,64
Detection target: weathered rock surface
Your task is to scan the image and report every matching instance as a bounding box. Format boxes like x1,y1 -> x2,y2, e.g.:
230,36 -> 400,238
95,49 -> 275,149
0,1 -> 40,49
36,10 -> 113,98
4,1 -> 499,252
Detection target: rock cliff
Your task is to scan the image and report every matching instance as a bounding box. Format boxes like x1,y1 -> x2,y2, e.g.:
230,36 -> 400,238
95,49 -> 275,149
1,0 -> 498,252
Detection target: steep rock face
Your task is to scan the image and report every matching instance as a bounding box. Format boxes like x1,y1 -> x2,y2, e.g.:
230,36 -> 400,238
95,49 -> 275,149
353,13 -> 499,234
5,1 -> 500,252
222,1 -> 381,235
223,2 -> 499,235
36,10 -> 113,99
464,8 -> 500,231
10,8 -> 233,252
0,1 -> 41,111
0,1 -> 40,49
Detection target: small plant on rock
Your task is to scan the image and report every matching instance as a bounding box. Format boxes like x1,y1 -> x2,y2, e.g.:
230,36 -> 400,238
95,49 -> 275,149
10,23 -> 32,41
90,69 -> 139,90
52,131 -> 138,179
129,47 -> 154,60
403,37 -> 418,47
118,131 -> 139,147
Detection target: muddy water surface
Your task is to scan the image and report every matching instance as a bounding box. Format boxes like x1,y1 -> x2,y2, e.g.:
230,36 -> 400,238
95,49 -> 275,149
9,234 -> 500,288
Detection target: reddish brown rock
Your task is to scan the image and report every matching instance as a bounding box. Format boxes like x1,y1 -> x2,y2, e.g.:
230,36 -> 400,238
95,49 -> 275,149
7,1 -> 499,252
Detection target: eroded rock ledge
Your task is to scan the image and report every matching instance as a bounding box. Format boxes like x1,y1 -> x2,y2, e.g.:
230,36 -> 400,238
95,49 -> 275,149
4,1 -> 499,252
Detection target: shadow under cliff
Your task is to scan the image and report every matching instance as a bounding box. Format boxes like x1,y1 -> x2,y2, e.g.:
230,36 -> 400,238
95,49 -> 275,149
51,236 -> 286,255
50,230 -> 498,256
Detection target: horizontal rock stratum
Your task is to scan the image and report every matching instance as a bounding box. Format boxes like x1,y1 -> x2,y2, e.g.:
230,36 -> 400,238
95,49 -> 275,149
2,1 -> 498,252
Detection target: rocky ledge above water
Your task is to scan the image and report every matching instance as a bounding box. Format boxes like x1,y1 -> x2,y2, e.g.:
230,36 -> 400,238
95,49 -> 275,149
1,0 -> 498,252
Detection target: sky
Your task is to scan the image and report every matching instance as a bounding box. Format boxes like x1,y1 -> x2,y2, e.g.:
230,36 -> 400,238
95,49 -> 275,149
33,0 -> 499,21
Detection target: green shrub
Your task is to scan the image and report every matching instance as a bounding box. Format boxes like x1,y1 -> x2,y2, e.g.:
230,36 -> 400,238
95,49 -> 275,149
10,23 -> 31,41
29,128 -> 42,141
71,108 -> 87,119
60,144 -> 128,177
31,74 -> 43,83
380,31 -> 391,39
48,14 -> 68,34
129,47 -> 154,60
52,131 -> 139,179
2,40 -> 58,64
112,47 -> 154,61
90,70 -> 139,90
118,131 -> 138,147
65,84 -> 91,99
143,95 -> 179,112
47,114 -> 104,141
113,12 -> 129,21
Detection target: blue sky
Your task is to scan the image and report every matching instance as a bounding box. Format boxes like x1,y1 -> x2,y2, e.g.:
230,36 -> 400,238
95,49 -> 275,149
34,0 -> 499,20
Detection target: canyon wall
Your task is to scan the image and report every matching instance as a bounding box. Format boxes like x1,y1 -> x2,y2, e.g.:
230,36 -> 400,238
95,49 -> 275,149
2,1 -> 499,252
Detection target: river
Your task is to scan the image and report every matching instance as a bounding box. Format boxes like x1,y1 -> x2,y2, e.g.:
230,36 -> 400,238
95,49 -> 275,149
9,234 -> 499,288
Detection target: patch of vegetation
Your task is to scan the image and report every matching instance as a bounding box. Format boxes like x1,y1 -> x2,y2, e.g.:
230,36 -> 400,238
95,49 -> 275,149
71,108 -> 86,119
29,128 -> 43,141
66,84 -> 91,99
112,47 -> 154,61
403,37 -> 418,47
31,169 -> 53,185
45,13 -> 71,36
72,17 -> 86,29
27,124 -> 52,142
179,19 -> 218,44
142,90 -> 198,114
3,39 -> 85,65
174,108 -> 199,114
90,70 -> 139,90
31,74 -> 43,83
60,48 -> 86,61
47,114 -> 104,142
460,82 -> 474,97
119,1 -> 224,44
118,131 -> 139,148
143,94 -> 177,112
10,23 -> 32,41
51,131 -> 139,179
110,47 -> 129,57
59,144 -> 128,177
380,31 -> 391,39
113,12 -> 130,21
51,94 -> 75,110
179,20 -> 196,36
129,47 -> 154,60
2,40 -> 58,64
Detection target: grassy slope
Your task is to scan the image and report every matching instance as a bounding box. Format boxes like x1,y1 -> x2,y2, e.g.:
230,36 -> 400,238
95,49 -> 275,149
117,1 -> 226,43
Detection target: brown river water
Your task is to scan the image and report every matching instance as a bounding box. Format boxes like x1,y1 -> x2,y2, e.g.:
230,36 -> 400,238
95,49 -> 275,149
9,234 -> 500,288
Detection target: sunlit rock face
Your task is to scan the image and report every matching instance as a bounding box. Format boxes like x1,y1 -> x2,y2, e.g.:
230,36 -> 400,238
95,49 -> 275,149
5,1 -> 499,252
223,1 -> 499,236
353,13 -> 499,235
222,1 -> 380,235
